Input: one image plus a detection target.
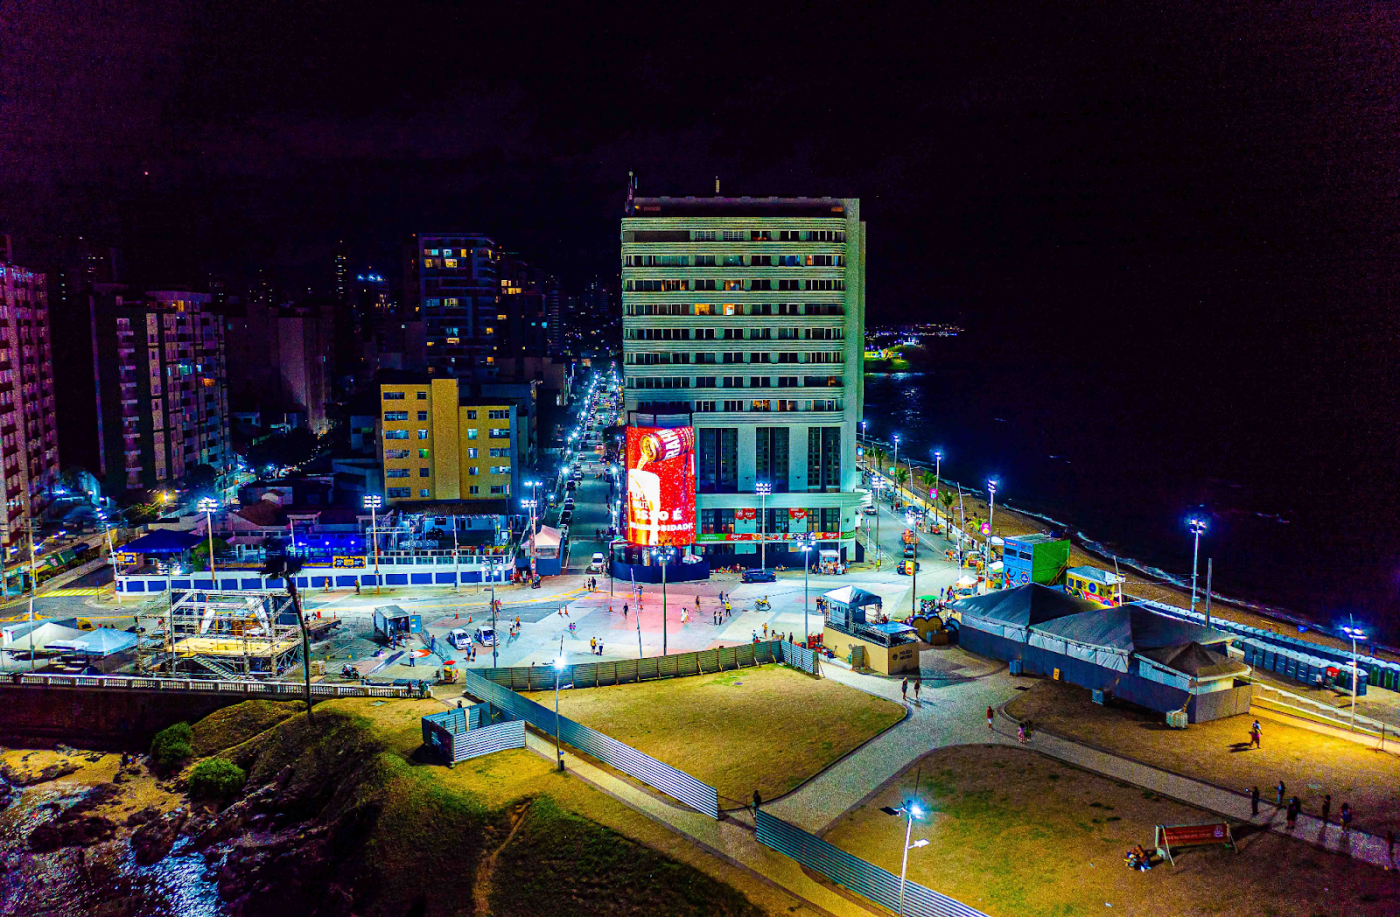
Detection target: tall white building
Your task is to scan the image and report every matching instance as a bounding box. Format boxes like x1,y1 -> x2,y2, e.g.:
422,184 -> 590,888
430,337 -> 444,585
620,195 -> 865,566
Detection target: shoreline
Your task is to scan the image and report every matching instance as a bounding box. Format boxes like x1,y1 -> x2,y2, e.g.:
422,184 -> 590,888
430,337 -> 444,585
891,474 -> 1399,664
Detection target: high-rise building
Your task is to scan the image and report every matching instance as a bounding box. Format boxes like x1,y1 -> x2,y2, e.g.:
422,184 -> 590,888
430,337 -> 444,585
224,294 -> 333,433
58,286 -> 230,495
416,234 -> 501,377
377,377 -> 521,507
0,257 -> 60,544
620,195 -> 865,566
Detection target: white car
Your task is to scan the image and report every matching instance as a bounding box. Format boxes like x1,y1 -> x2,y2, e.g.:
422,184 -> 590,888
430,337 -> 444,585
588,552 -> 607,573
473,627 -> 495,647
446,628 -> 472,650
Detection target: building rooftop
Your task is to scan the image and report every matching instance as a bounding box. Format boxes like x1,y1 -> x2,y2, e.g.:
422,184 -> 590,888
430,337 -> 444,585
628,196 -> 849,219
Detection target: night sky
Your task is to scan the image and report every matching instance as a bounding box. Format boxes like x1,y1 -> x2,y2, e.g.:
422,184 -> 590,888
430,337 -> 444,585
4,2 -> 1399,618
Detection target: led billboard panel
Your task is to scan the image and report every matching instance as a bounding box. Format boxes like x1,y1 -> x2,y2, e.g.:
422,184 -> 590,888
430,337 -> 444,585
625,426 -> 696,546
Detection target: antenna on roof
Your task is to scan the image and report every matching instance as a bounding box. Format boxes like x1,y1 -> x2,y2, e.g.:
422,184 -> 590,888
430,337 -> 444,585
625,171 -> 636,215
715,176 -> 720,195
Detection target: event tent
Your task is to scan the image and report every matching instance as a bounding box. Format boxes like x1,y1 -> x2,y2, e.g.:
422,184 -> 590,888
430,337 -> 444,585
1027,603 -> 1232,673
47,628 -> 140,657
2,622 -> 88,651
954,583 -> 1098,642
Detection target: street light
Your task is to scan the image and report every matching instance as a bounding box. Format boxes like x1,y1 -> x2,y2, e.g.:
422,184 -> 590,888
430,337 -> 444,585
522,498 -> 538,579
799,537 -> 815,645
986,479 -> 998,571
197,497 -> 219,586
882,801 -> 928,917
1187,517 -> 1208,615
553,649 -> 567,771
651,546 -> 675,655
363,495 -> 382,595
98,511 -> 121,605
892,433 -> 900,482
932,450 -> 943,529
1342,620 -> 1368,732
756,482 -> 771,571
871,477 -> 884,563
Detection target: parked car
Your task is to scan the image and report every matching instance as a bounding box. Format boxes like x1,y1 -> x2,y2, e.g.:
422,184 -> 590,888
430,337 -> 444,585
473,627 -> 495,647
741,568 -> 777,584
559,510 -> 573,525
446,628 -> 472,650
903,544 -> 917,558
862,504 -> 878,515
588,552 -> 607,573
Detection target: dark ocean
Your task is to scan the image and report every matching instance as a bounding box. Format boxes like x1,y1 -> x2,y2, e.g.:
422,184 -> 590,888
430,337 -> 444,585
862,335 -> 1399,644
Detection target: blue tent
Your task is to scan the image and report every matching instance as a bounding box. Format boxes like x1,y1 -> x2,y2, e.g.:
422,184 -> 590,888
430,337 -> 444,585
121,530 -> 204,555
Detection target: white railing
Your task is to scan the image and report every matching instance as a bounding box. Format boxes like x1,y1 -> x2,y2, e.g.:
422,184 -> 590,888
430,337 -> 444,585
9,673 -> 411,698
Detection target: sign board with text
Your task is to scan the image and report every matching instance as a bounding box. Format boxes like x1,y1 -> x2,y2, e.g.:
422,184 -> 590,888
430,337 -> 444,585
332,556 -> 367,569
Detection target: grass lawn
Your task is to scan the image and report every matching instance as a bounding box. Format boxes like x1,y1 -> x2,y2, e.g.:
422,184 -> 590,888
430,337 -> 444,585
296,698 -> 814,917
822,744 -> 1398,917
1007,679 -> 1400,836
522,662 -> 904,803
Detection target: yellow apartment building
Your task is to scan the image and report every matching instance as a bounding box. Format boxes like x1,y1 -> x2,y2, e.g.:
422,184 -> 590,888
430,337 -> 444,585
379,378 -> 520,505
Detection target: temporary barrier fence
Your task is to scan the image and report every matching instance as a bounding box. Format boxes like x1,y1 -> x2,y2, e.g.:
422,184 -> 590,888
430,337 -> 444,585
459,669 -> 720,818
480,639 -> 815,692
422,705 -> 525,763
7,673 -> 411,698
755,810 -> 988,917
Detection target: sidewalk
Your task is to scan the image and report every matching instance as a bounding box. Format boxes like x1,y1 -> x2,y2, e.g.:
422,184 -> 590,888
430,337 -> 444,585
997,707 -> 1391,868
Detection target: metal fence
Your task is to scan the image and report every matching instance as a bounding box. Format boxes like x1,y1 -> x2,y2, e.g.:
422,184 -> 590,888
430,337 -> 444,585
8,673 -> 411,699
755,810 -> 988,917
480,639 -> 815,691
422,706 -> 525,763
459,669 -> 720,818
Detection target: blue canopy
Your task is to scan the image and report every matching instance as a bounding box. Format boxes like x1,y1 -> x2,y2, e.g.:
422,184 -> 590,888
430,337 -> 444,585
122,530 -> 204,555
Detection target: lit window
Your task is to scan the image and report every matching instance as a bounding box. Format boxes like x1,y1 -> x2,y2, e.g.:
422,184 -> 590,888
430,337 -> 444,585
417,429 -> 429,440
445,259 -> 457,268
419,488 -> 430,497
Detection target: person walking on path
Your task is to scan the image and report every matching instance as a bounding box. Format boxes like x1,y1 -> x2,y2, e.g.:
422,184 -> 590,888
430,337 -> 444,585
752,790 -> 762,818
1017,723 -> 1027,744
987,706 -> 995,730
914,678 -> 921,702
1340,802 -> 1352,834
1321,794 -> 1332,826
590,637 -> 597,654
901,678 -> 908,702
1249,719 -> 1262,749
598,640 -> 604,656
1276,780 -> 1286,807
623,603 -> 628,617
1250,786 -> 1260,816
1286,797 -> 1300,830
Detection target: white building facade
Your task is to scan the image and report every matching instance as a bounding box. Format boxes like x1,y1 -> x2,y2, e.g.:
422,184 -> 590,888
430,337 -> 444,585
620,196 -> 866,566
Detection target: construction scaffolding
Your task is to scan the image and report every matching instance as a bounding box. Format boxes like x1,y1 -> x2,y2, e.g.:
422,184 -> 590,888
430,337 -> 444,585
155,591 -> 305,681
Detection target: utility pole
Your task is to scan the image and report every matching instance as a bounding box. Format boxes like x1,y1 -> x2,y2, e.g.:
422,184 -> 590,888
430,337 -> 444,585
263,557 -> 314,720
1203,559 -> 1213,630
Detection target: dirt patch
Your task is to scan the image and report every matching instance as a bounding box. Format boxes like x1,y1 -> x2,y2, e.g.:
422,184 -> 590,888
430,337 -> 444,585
823,744 -> 1398,917
1007,678 -> 1400,835
523,662 -> 904,803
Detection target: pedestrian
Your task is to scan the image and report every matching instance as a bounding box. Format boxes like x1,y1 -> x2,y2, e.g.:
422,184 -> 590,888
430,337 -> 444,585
752,789 -> 762,816
1340,803 -> 1352,834
762,623 -> 768,638
591,637 -> 597,654
1321,794 -> 1332,825
1249,719 -> 1262,749
1388,829 -> 1396,870
623,603 -> 628,617
1250,786 -> 1260,816
901,678 -> 908,702
598,640 -> 604,656
987,706 -> 994,729
1276,780 -> 1286,807
696,595 -> 701,611
1286,797 -> 1299,830
913,679 -> 921,702
1017,724 -> 1026,744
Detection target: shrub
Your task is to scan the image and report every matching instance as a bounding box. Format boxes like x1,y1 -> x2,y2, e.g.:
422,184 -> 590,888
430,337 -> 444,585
149,722 -> 194,771
188,758 -> 247,801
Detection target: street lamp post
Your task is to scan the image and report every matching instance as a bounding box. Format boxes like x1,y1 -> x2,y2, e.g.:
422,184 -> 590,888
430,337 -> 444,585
651,546 -> 674,655
363,495 -> 382,595
892,433 -> 900,483
884,801 -> 928,917
99,511 -> 121,605
198,498 -> 219,586
1187,517 -> 1207,615
986,479 -> 998,570
756,482 -> 771,571
800,537 -> 814,645
871,478 -> 883,563
552,648 -> 566,771
522,498 -> 538,579
932,450 -> 942,529
1342,620 -> 1367,732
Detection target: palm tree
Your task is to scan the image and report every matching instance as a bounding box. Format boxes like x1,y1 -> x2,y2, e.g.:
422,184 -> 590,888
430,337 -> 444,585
940,488 -> 955,529
870,445 -> 887,478
894,466 -> 910,506
919,470 -> 938,518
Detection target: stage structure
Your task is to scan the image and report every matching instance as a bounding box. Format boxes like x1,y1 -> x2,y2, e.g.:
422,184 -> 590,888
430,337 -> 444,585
157,591 -> 306,681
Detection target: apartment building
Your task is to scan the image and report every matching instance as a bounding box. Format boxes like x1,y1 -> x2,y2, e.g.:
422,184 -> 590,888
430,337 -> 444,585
0,258 -> 60,543
378,378 -> 521,507
55,284 -> 229,495
620,195 -> 866,565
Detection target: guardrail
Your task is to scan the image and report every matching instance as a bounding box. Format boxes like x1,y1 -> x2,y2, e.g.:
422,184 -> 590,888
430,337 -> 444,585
479,639 -> 818,692
1248,680 -> 1390,742
6,673 -> 412,698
